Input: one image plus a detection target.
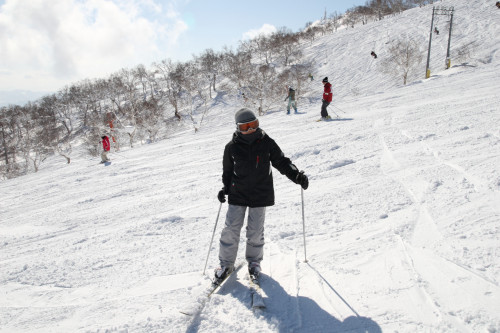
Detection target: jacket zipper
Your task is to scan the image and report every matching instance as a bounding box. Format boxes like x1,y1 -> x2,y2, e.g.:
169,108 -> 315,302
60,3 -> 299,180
256,155 -> 259,168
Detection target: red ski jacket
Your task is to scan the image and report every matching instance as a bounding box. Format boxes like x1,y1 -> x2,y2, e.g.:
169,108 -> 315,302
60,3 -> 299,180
323,82 -> 333,102
102,136 -> 111,151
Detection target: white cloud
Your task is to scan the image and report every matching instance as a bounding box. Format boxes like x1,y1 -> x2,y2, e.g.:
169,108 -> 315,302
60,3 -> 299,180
0,0 -> 188,92
242,23 -> 277,40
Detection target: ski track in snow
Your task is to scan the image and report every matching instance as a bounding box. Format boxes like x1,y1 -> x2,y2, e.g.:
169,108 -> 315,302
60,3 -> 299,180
1,0 -> 500,332
372,73 -> 500,331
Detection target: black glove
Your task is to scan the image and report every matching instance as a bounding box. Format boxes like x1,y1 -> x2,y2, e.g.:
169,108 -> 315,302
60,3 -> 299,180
296,171 -> 309,190
217,188 -> 226,203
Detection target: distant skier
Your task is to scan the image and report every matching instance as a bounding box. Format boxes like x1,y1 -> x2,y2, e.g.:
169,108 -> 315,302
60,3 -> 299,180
101,135 -> 111,163
371,51 -> 378,59
284,86 -> 298,114
321,77 -> 333,120
496,1 -> 500,8
434,27 -> 439,35
215,108 -> 309,283
308,73 -> 314,81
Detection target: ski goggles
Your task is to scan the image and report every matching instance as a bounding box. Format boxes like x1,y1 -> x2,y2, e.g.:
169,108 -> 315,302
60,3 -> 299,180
236,119 -> 259,132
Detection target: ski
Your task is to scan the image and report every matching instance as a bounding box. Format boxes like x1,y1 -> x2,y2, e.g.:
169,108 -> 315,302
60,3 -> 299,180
316,118 -> 339,122
179,263 -> 244,316
206,266 -> 236,297
249,273 -> 266,309
316,116 -> 338,122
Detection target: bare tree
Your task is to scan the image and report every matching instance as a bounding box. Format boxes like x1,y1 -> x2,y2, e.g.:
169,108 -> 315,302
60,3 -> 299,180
243,64 -> 281,115
196,49 -> 224,98
74,79 -> 102,128
221,49 -> 252,89
196,50 -> 214,97
300,27 -> 316,45
381,37 -> 424,85
367,0 -> 391,20
282,33 -> 302,66
153,59 -> 183,120
329,11 -> 342,31
52,89 -> 75,136
269,27 -> 301,66
16,102 -> 55,172
0,105 -> 27,178
115,68 -> 145,147
247,36 -> 266,65
391,0 -> 411,13
38,93 -> 73,163
278,63 -> 314,100
0,106 -> 17,177
343,9 -> 358,28
0,112 -> 9,168
182,60 -> 212,132
77,78 -> 119,153
135,99 -> 164,142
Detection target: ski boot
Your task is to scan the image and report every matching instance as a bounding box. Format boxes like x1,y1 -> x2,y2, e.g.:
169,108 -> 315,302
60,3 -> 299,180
248,262 -> 261,278
213,266 -> 234,286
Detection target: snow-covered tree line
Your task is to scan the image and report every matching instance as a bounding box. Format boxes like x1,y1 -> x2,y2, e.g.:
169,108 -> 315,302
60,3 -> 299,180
306,0 -> 438,32
0,0 -> 432,180
0,25 -> 318,179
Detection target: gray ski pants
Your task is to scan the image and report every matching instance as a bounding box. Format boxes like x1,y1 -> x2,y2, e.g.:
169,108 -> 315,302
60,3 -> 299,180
287,99 -> 297,113
101,150 -> 109,162
218,204 -> 266,268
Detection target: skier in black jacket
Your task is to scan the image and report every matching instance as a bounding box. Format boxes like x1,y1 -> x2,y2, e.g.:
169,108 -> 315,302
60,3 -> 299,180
215,108 -> 309,282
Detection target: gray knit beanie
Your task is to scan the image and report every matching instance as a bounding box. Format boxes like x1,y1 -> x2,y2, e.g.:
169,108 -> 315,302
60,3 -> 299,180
234,108 -> 257,124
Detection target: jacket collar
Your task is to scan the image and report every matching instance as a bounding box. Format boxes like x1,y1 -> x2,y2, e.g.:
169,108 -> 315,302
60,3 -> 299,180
233,128 -> 265,145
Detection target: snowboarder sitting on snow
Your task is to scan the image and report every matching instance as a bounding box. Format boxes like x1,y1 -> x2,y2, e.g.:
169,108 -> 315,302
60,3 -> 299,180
371,51 -> 377,59
321,77 -> 333,120
215,108 -> 309,283
101,135 -> 111,163
284,86 -> 298,114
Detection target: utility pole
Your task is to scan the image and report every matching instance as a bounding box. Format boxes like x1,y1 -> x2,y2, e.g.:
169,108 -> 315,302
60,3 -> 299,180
425,7 -> 435,79
425,6 -> 455,79
445,8 -> 454,69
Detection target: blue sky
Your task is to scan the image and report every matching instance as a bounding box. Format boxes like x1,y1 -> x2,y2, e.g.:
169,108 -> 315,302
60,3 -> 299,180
173,0 -> 363,60
0,0 -> 364,105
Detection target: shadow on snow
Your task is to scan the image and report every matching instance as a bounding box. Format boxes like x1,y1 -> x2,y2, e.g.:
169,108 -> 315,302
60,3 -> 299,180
255,270 -> 381,333
185,264 -> 381,333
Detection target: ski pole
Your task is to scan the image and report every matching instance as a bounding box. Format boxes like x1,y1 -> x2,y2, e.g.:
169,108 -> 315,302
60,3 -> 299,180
301,187 -> 308,263
112,151 -> 129,159
332,104 -> 347,114
203,202 -> 223,275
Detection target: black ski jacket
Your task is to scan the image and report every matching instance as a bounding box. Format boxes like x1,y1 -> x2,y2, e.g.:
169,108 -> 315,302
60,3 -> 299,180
222,129 -> 299,207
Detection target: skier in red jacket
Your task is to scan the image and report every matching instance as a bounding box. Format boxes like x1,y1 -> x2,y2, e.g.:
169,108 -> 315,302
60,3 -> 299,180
101,135 -> 111,163
321,77 -> 333,120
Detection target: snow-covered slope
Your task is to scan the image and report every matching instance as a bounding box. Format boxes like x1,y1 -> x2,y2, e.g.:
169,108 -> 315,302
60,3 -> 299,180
1,0 -> 499,332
